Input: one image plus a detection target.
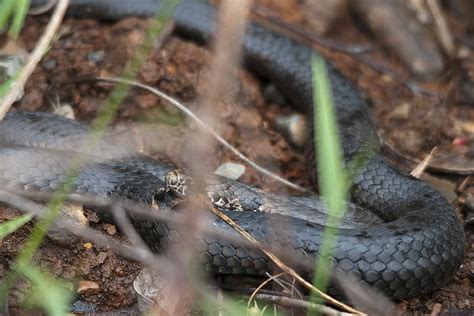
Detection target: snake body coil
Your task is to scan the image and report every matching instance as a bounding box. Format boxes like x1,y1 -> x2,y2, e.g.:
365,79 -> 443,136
1,0 -> 465,298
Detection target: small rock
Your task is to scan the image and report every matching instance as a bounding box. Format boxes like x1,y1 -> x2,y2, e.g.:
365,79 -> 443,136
214,163 -> 245,180
47,202 -> 88,246
87,51 -> 104,63
0,54 -> 25,102
77,280 -> 100,295
134,267 -> 192,314
85,209 -> 100,223
274,113 -> 307,148
41,59 -> 56,71
431,303 -> 442,316
389,102 -> 411,120
83,242 -> 93,250
97,251 -> 108,264
53,104 -> 75,120
104,223 -> 117,236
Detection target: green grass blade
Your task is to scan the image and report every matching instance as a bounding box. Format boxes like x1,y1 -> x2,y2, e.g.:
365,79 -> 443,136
0,213 -> 33,239
18,264 -> 73,316
9,0 -> 30,39
0,0 -> 182,311
0,0 -> 16,31
310,54 -> 349,308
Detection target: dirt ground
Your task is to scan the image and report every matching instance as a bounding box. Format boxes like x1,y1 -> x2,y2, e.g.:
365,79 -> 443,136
0,1 -> 473,314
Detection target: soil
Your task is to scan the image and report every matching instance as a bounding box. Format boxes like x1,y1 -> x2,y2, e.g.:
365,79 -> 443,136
0,1 -> 472,314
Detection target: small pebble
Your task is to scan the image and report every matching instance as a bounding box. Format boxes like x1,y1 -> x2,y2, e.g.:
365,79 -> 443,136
83,242 -> 93,249
214,163 -> 245,180
105,223 -> 117,236
134,266 -> 192,314
97,251 -> 108,264
430,303 -> 442,316
77,280 -> 100,295
0,54 -> 25,101
42,59 -> 56,71
53,104 -> 75,120
87,51 -> 104,63
389,102 -> 411,120
274,113 -> 307,147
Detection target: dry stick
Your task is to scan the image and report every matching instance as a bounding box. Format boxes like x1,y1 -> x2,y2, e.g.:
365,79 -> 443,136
206,203 -> 365,316
261,272 -> 305,300
0,0 -> 70,120
263,272 -> 300,298
426,0 -> 455,57
410,147 -> 437,178
252,7 -> 372,55
265,271 -> 304,301
92,76 -> 308,193
111,203 -> 151,252
28,0 -> 58,15
248,272 -> 288,307
255,293 -> 353,316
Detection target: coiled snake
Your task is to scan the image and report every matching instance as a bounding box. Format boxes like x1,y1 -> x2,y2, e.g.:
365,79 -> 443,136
0,0 -> 465,299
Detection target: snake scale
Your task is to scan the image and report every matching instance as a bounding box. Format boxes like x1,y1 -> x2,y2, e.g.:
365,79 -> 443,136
0,0 -> 465,299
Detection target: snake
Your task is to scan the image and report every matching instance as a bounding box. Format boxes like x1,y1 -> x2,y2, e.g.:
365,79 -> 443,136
0,0 -> 465,299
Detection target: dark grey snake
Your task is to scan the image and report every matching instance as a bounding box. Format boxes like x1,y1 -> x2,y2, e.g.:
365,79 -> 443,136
0,0 -> 465,299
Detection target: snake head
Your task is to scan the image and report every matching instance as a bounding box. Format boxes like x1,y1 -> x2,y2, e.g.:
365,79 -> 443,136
165,169 -> 191,197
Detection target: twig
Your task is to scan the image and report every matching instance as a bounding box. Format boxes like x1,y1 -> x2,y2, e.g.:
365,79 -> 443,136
255,293 -> 353,316
252,5 -> 439,97
248,272 -> 288,307
111,203 -> 151,252
352,55 -> 439,97
0,0 -> 70,120
90,76 -> 308,192
252,6 -> 372,55
456,175 -> 471,194
426,0 -> 455,57
28,0 -> 58,15
262,272 -> 305,300
206,202 -> 365,315
153,20 -> 176,50
410,147 -> 437,178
